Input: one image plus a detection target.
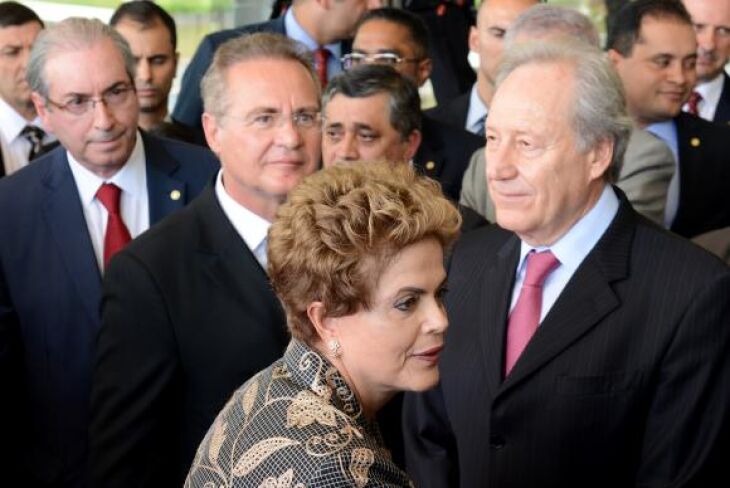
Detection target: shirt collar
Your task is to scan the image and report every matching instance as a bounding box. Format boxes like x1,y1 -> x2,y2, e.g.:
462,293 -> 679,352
214,169 -> 270,253
67,130 -> 145,205
0,97 -> 45,142
465,83 -> 488,133
694,72 -> 725,112
516,185 -> 619,275
284,7 -> 341,58
645,119 -> 679,165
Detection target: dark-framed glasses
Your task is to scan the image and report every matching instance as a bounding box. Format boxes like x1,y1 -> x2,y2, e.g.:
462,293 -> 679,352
341,52 -> 422,70
45,84 -> 135,116
226,109 -> 322,131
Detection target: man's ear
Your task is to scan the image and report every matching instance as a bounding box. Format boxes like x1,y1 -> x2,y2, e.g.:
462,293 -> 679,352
417,58 -> 433,87
404,129 -> 422,161
469,26 -> 479,53
606,49 -> 623,67
31,92 -> 52,131
587,137 -> 614,182
201,112 -> 221,155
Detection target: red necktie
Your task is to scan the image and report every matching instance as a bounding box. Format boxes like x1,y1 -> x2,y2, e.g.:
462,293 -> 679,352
313,47 -> 329,88
687,91 -> 702,116
96,183 -> 132,267
505,250 -> 560,376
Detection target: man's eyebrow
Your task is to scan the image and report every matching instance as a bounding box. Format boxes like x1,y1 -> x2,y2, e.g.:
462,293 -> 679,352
353,122 -> 376,132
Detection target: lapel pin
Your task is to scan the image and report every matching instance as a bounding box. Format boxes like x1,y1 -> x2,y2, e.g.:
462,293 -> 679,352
170,189 -> 181,201
690,137 -> 701,148
425,160 -> 436,171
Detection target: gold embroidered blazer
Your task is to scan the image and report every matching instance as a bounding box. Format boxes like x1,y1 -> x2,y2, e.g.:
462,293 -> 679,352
185,339 -> 413,487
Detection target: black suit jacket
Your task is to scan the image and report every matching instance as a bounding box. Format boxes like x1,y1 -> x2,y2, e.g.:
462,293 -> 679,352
712,73 -> 730,126
426,91 -> 470,131
415,115 -> 483,201
403,192 -> 730,487
672,112 -> 730,238
0,133 -> 218,487
89,185 -> 290,487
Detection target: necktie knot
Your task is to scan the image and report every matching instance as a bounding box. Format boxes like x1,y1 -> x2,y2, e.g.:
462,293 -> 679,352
523,250 -> 560,287
96,183 -> 123,216
687,91 -> 702,116
20,125 -> 46,161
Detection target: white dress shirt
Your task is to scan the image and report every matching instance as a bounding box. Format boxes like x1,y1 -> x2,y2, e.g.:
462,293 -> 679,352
510,185 -> 620,323
0,97 -> 54,175
67,131 -> 149,271
214,170 -> 271,268
683,73 -> 724,122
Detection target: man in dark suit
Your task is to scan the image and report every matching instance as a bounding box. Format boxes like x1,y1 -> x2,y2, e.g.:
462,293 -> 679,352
350,7 -> 483,199
427,0 -> 537,134
0,18 -> 217,487
172,0 -> 380,134
0,2 -> 55,177
403,40 -> 730,487
681,0 -> 730,125
607,0 -> 730,238
89,33 -> 322,487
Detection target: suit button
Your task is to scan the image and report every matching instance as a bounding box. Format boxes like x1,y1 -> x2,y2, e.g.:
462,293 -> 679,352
489,434 -> 505,450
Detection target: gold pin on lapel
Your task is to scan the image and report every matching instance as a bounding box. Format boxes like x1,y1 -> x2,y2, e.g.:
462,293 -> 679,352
690,137 -> 701,148
425,161 -> 436,171
170,189 -> 181,201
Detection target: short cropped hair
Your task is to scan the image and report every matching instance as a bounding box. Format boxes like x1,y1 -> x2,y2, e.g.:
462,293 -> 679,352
606,0 -> 691,56
268,161 -> 462,343
497,41 -> 632,182
27,17 -> 135,98
323,64 -> 422,140
356,7 -> 429,59
110,0 -> 177,49
0,1 -> 43,28
201,32 -> 318,119
505,4 -> 600,48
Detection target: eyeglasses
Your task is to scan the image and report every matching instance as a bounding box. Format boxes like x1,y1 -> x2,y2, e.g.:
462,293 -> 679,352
341,52 -> 422,70
225,110 -> 322,131
45,84 -> 135,116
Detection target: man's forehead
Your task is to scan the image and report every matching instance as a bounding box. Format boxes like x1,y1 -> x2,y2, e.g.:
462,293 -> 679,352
355,21 -> 411,49
635,15 -> 696,52
480,0 -> 537,26
326,93 -> 390,120
0,21 -> 42,43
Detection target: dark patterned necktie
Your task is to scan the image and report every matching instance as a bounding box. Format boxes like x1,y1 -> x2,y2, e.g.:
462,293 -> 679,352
20,125 -> 46,161
687,91 -> 702,116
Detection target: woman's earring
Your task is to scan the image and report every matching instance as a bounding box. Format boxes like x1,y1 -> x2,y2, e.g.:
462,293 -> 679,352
328,339 -> 341,358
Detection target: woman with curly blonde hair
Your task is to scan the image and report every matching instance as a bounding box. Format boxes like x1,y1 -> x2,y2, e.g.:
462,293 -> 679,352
187,161 -> 461,487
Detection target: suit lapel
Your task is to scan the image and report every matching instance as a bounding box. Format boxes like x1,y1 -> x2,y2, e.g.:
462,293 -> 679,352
479,235 -> 520,393
193,187 -> 289,345
142,132 -> 185,224
41,150 -> 101,323
713,74 -> 730,126
499,195 -> 634,393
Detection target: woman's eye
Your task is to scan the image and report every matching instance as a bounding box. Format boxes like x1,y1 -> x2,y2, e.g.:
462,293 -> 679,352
395,296 -> 417,312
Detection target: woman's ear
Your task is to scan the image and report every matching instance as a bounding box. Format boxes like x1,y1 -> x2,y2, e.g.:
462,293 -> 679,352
306,301 -> 337,343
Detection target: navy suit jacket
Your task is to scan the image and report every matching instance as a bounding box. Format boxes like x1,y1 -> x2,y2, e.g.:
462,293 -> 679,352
672,112 -> 730,238
711,73 -> 730,126
404,192 -> 730,487
426,90 -> 470,131
0,132 -> 218,486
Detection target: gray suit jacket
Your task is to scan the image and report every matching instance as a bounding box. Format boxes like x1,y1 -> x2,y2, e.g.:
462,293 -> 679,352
460,127 -> 674,225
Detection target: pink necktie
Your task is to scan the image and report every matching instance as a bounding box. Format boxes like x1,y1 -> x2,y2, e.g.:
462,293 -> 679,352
96,183 -> 132,268
687,91 -> 702,116
313,47 -> 329,89
505,250 -> 560,376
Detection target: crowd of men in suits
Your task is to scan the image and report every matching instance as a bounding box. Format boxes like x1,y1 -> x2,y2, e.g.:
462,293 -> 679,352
0,0 -> 728,486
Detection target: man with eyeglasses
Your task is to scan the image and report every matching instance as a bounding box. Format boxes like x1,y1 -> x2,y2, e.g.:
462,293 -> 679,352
350,7 -> 484,201
172,0 -> 381,142
89,33 -> 321,487
0,17 -> 217,487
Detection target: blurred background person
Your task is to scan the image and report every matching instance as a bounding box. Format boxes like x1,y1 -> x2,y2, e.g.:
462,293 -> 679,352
173,0 -> 382,139
681,0 -> 730,125
110,1 -> 199,144
187,161 -> 461,487
0,1 -> 55,178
